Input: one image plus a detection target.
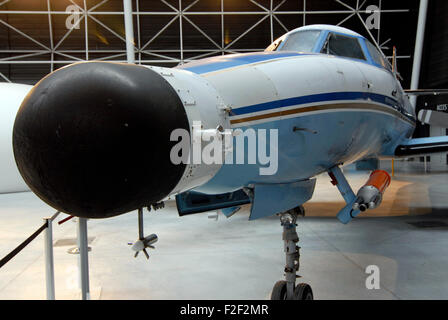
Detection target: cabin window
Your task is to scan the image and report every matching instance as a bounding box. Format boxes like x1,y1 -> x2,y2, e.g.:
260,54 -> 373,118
366,40 -> 390,70
321,33 -> 366,61
277,30 -> 321,53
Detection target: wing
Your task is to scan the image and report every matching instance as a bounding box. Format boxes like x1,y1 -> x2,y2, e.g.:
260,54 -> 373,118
395,136 -> 448,157
405,89 -> 448,96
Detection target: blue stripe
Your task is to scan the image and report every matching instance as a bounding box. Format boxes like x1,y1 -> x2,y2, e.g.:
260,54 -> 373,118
177,52 -> 306,74
230,92 -> 399,116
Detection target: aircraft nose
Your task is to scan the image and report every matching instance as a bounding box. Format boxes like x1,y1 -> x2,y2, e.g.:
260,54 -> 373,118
13,62 -> 190,218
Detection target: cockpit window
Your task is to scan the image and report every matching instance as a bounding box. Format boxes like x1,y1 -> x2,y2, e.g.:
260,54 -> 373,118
272,30 -> 321,53
365,40 -> 391,70
321,33 -> 366,61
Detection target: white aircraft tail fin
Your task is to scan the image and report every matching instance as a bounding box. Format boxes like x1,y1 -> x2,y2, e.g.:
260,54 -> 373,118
418,109 -> 448,127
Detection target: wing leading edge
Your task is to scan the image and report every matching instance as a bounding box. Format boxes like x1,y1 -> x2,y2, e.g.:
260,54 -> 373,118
395,136 -> 448,157
405,89 -> 448,96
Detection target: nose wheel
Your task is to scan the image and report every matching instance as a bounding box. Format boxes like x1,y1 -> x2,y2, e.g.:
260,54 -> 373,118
270,206 -> 314,300
271,281 -> 313,300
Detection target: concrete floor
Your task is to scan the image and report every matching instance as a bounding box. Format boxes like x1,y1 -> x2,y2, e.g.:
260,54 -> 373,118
1,160 -> 448,300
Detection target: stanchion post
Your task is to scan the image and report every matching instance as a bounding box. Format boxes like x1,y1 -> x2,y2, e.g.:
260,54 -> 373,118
43,217 -> 55,300
391,159 -> 395,177
77,217 -> 90,300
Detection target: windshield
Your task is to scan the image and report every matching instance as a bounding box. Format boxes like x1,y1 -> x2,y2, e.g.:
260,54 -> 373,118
365,40 -> 391,71
321,33 -> 366,60
266,30 -> 321,53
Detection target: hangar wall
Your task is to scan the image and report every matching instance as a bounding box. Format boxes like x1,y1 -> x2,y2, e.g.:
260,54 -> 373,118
417,0 -> 448,165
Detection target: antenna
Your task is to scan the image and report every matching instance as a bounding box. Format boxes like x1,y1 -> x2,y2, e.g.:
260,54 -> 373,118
392,46 -> 397,74
391,46 -> 403,81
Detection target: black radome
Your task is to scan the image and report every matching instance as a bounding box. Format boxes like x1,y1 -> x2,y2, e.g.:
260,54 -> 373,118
13,62 -> 190,218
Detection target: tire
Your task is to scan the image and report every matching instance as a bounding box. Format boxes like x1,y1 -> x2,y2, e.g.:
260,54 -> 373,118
294,283 -> 314,300
270,280 -> 288,300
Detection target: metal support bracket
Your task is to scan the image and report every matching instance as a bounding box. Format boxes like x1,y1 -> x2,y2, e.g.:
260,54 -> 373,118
328,166 -> 361,224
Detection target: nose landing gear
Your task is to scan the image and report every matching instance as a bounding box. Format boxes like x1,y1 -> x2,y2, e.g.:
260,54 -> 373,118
270,206 -> 313,300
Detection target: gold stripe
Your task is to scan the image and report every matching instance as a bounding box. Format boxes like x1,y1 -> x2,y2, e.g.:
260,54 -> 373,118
230,103 -> 415,126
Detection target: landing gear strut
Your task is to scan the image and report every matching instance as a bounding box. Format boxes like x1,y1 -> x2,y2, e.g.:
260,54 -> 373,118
271,206 -> 313,300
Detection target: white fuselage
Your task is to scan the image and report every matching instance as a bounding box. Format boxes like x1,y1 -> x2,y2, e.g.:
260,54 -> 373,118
146,52 -> 415,195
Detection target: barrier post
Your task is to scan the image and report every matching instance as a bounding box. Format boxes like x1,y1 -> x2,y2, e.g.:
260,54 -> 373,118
43,217 -> 55,300
391,159 -> 395,177
77,217 -> 90,300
